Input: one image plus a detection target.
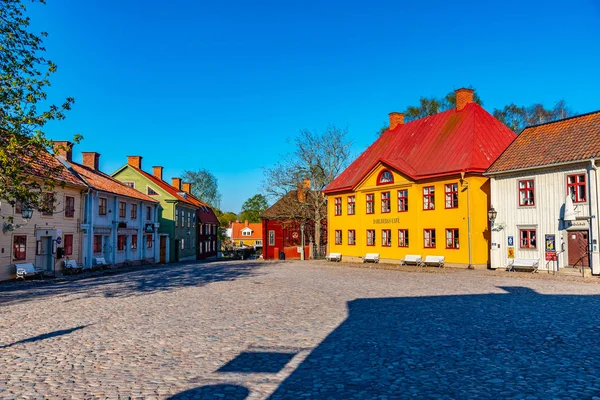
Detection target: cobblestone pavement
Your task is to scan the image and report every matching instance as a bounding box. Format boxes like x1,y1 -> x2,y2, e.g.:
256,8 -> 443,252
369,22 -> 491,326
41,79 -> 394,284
2,260 -> 600,399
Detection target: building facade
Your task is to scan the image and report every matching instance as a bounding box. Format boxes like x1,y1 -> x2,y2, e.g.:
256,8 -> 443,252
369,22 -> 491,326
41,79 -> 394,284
487,111 -> 600,275
324,88 -> 516,267
231,220 -> 263,249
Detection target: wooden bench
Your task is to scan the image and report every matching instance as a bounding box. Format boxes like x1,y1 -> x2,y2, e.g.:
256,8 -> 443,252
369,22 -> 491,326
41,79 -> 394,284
326,253 -> 342,262
63,259 -> 83,275
15,263 -> 41,281
362,253 -> 380,263
423,255 -> 445,268
401,255 -> 423,266
507,258 -> 539,273
93,257 -> 111,271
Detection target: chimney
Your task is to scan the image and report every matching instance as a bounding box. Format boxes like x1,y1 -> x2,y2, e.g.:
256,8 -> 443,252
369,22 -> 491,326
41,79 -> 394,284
298,180 -> 310,203
127,156 -> 142,169
53,141 -> 73,161
182,182 -> 192,194
82,152 -> 100,170
152,166 -> 163,180
455,88 -> 474,111
245,220 -> 249,227
388,112 -> 405,130
172,177 -> 182,190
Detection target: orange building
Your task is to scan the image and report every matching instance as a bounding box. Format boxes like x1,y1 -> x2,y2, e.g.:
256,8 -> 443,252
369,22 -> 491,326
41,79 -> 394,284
230,220 -> 263,249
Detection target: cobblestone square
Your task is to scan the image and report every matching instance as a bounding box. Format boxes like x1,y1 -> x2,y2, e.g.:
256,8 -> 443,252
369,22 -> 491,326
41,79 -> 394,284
2,260 -> 600,399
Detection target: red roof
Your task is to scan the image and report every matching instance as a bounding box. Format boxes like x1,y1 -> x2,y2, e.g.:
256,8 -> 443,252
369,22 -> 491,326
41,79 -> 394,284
185,192 -> 219,224
488,110 -> 600,174
68,162 -> 158,203
231,221 -> 263,240
325,103 -> 516,193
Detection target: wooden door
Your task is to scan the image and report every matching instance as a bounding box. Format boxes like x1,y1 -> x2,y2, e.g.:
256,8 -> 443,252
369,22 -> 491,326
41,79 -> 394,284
568,230 -> 589,267
159,236 -> 167,263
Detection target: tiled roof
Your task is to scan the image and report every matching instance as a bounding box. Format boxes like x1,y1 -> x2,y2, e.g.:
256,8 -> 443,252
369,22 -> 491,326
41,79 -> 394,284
185,192 -> 219,224
231,221 -> 263,240
24,150 -> 87,187
261,190 -> 326,220
128,166 -> 197,206
68,162 -> 158,202
324,103 -> 516,193
487,110 -> 600,174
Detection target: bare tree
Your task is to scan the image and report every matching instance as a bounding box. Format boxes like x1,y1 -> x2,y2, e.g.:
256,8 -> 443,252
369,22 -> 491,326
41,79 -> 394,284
262,125 -> 352,246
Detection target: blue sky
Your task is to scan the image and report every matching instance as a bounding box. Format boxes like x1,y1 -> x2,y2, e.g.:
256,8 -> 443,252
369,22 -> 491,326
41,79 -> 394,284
31,0 -> 600,212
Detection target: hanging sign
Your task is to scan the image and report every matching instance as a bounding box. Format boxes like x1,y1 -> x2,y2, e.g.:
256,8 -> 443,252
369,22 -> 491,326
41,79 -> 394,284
545,252 -> 557,261
507,236 -> 514,247
507,247 -> 515,258
545,234 -> 556,252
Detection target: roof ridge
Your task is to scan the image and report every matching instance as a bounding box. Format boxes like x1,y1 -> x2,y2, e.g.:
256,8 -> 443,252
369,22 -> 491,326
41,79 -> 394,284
523,109 -> 600,131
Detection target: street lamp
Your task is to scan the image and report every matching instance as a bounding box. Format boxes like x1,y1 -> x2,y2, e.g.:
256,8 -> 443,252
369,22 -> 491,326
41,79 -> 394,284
488,207 -> 497,228
22,207 -> 33,221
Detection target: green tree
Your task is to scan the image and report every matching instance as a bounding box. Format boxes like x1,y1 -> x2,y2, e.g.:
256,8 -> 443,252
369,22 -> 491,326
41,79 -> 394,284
239,194 -> 268,223
218,211 -> 238,227
493,100 -> 573,133
0,0 -> 80,216
182,168 -> 222,208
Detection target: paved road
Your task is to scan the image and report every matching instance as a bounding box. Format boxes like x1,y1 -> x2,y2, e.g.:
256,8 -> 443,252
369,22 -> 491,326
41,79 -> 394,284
2,261 -> 600,399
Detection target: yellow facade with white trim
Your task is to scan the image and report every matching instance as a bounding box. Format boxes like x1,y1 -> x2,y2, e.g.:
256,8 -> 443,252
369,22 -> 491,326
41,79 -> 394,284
327,163 -> 491,267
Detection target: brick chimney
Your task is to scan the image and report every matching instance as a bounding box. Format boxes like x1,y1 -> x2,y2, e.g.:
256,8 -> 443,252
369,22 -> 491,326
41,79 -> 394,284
388,112 -> 405,130
152,166 -> 163,180
244,220 -> 249,227
455,88 -> 474,111
182,182 -> 192,194
53,141 -> 73,161
172,177 -> 182,190
82,152 -> 100,170
127,156 -> 142,169
297,179 -> 310,202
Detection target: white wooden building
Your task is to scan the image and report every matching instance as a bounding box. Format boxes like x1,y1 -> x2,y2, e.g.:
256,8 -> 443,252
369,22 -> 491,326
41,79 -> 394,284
486,111 -> 600,275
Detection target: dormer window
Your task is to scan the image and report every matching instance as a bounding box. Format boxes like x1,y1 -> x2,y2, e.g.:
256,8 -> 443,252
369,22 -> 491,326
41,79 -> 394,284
241,228 -> 253,236
377,170 -> 394,185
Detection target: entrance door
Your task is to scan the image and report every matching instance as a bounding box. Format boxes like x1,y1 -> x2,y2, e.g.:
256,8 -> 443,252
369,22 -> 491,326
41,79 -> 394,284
38,236 -> 53,273
568,230 -> 589,268
174,240 -> 180,262
160,236 -> 167,263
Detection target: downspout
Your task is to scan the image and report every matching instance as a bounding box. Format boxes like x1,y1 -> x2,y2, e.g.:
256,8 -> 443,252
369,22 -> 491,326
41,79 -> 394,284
461,173 -> 473,269
589,159 -> 599,274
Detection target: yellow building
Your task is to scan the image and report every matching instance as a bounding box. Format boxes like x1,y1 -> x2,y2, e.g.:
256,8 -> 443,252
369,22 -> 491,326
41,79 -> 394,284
324,89 -> 516,268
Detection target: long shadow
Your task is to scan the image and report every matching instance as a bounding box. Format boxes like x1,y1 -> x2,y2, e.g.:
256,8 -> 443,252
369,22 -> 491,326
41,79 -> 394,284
178,286 -> 600,399
0,325 -> 87,349
0,260 -> 269,306
167,384 -> 249,400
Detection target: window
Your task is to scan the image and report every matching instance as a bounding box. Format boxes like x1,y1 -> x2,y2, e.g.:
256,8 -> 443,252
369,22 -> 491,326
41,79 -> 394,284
42,192 -> 54,216
446,229 -> 459,249
334,197 -> 342,216
567,174 -> 586,203
424,229 -> 436,248
117,235 -> 126,251
146,206 -> 152,220
242,230 -> 252,236
520,229 -> 537,249
13,235 -> 26,260
93,235 -> 102,253
445,183 -> 458,209
378,170 -> 394,184
366,194 -> 374,214
99,198 -> 107,216
146,234 -> 153,248
347,196 -> 355,215
398,190 -> 408,212
335,230 -> 342,245
119,201 -> 126,219
64,234 -> 73,255
131,234 -> 138,250
348,229 -> 356,245
123,182 -> 135,188
65,196 -> 75,218
147,186 -> 159,196
398,229 -> 409,247
269,230 -> 275,246
367,229 -> 375,246
181,239 -> 185,249
256,240 -> 262,246
176,209 -> 179,227
188,212 -> 191,228
423,187 -> 435,210
14,201 -> 23,214
381,192 -> 391,213
517,180 -> 534,206
131,204 -> 138,219
192,213 -> 196,227
382,229 -> 391,247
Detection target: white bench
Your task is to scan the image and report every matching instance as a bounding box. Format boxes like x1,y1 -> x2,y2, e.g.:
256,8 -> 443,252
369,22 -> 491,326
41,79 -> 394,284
507,258 -> 539,273
326,253 -> 342,262
63,259 -> 82,274
15,263 -> 41,280
362,253 -> 380,263
93,257 -> 110,270
401,255 -> 423,266
423,255 -> 445,268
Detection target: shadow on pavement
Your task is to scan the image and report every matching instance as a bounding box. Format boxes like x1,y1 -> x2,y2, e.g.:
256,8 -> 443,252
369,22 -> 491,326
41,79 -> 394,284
166,384 -> 249,400
176,285 -> 600,399
0,325 -> 88,349
0,260 -> 268,306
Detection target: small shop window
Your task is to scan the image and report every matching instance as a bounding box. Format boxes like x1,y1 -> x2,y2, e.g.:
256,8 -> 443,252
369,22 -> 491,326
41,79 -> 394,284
424,229 -> 436,248
13,235 -> 26,260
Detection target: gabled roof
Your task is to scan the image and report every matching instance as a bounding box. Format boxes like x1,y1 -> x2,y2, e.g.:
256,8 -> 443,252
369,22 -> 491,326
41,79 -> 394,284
29,151 -> 87,188
185,192 -> 219,224
261,190 -> 325,221
487,110 -> 600,174
325,103 -> 516,193
231,221 -> 263,240
117,165 -> 197,206
67,161 -> 157,203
